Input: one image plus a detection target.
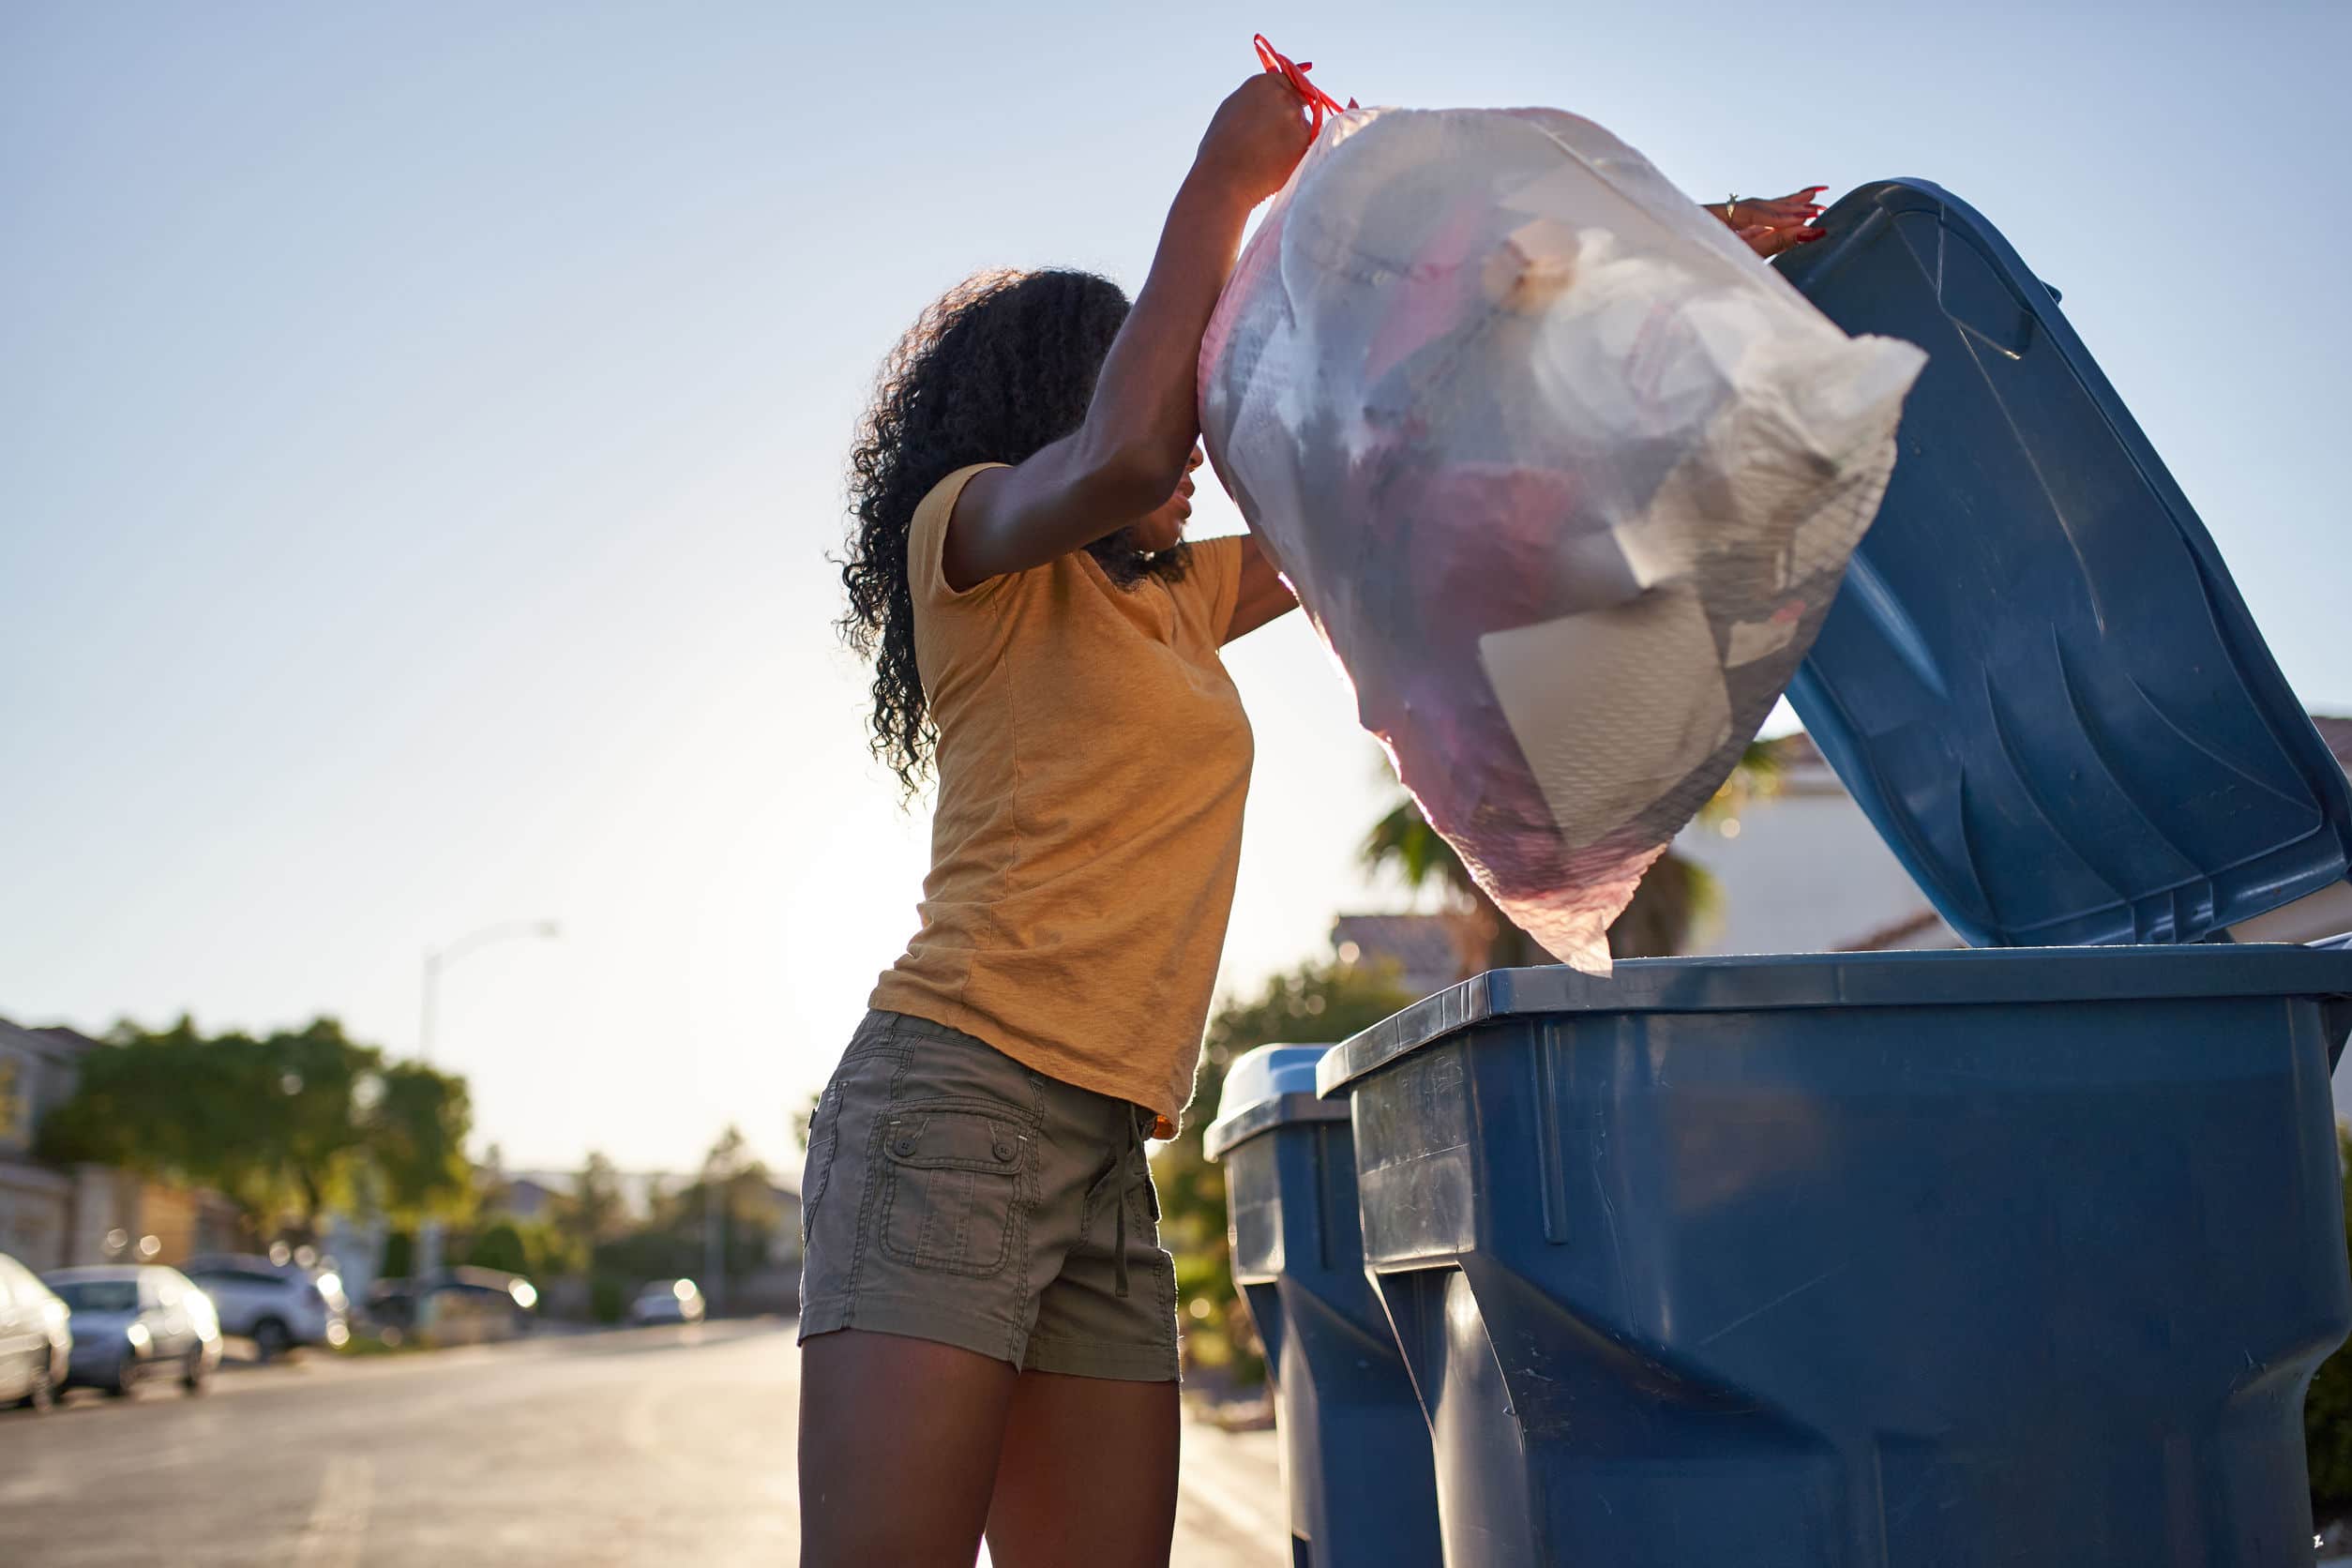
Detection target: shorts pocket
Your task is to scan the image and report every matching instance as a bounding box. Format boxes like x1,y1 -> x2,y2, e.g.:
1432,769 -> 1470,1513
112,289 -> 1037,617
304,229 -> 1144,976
878,1106 -> 1029,1277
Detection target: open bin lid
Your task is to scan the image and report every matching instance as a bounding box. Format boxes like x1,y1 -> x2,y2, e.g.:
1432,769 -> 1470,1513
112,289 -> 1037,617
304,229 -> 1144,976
1202,1044 -> 1342,1162
1772,180 -> 2352,948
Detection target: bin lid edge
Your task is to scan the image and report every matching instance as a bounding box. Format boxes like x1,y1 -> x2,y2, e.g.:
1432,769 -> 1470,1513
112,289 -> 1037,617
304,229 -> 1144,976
1316,945 -> 2352,1097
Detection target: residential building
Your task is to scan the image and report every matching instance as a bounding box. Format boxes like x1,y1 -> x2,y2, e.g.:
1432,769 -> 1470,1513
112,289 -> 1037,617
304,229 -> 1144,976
1677,716 -> 2352,957
498,1176 -> 567,1226
0,1018 -> 241,1269
0,1019 -> 93,1267
1330,912 -> 1485,1000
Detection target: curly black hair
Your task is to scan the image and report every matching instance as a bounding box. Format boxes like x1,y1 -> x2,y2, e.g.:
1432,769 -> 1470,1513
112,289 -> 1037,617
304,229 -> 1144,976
840,268 -> 1191,795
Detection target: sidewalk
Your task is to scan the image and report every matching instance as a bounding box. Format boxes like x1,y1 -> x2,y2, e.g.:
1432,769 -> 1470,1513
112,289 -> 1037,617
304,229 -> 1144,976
1173,1409 -> 1286,1566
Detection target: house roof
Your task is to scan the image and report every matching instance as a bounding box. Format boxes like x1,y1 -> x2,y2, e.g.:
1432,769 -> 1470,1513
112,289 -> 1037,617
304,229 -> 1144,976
1332,913 -> 1462,967
1330,912 -> 1482,992
1768,714 -> 2352,776
0,1018 -> 97,1065
1833,908 -> 1952,953
2316,715 -> 2352,768
505,1165 -> 800,1210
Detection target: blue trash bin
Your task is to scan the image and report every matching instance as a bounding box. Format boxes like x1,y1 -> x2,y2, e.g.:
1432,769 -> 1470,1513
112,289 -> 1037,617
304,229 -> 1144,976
1322,949 -> 2352,1565
1314,179 -> 2352,1566
1207,1045 -> 1442,1568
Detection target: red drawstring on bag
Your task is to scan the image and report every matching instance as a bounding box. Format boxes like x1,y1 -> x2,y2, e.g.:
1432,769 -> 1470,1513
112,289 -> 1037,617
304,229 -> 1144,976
1254,34 -> 1355,133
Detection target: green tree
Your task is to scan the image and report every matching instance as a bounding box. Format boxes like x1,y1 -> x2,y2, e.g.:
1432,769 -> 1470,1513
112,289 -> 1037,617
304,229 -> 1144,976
266,1019 -> 374,1230
511,1217 -> 586,1281
565,1151 -> 626,1254
36,1016 -> 473,1239
39,1018 -> 302,1229
1153,959 -> 1415,1384
1362,741 -> 1783,966
590,1128 -> 779,1312
464,1220 -> 530,1276
701,1124 -> 756,1185
684,1124 -> 782,1288
38,1018 -> 237,1186
369,1061 -> 475,1225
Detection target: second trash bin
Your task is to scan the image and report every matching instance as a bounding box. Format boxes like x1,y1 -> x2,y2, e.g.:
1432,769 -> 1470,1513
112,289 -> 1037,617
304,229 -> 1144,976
1313,178 -> 2352,1565
1207,1045 -> 1442,1568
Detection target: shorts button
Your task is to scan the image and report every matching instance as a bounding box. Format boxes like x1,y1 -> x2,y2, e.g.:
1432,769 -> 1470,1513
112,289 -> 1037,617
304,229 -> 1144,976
993,1141 -> 1016,1162
893,1136 -> 916,1156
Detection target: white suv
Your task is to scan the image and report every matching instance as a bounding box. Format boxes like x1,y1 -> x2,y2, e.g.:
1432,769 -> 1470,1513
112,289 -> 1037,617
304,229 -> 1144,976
179,1255 -> 350,1359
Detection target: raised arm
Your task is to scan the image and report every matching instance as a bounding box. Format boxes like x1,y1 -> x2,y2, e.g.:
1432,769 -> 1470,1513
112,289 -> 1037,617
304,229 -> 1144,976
1225,536 -> 1299,643
942,77 -> 1312,593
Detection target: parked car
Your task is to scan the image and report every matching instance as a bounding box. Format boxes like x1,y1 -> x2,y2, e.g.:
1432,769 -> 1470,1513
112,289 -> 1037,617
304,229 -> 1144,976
0,1250 -> 71,1411
627,1278 -> 705,1326
436,1268 -> 538,1342
360,1277 -> 413,1334
43,1265 -> 221,1397
367,1268 -> 537,1346
179,1253 -> 349,1358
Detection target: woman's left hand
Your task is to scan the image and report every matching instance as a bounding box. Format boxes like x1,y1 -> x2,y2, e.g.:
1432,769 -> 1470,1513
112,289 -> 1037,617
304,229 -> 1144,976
1713,187 -> 1829,257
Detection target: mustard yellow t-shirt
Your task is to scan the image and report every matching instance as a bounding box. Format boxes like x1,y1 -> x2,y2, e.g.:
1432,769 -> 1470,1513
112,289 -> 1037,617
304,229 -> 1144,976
868,463 -> 1253,1133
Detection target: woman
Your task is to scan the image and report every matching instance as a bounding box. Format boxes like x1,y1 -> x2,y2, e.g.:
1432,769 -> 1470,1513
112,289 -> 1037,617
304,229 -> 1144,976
803,69 -> 1827,1566
800,73 -> 1310,1568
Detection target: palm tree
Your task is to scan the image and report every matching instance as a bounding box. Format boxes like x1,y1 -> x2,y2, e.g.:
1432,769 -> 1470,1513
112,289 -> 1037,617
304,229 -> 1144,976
1361,741 -> 1785,968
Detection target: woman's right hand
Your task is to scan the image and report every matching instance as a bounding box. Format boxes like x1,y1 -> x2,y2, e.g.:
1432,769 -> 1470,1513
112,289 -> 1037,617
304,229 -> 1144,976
1193,74 -> 1315,206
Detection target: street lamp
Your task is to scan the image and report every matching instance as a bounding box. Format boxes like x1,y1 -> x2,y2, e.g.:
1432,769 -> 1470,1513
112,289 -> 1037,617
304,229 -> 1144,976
419,919 -> 562,1063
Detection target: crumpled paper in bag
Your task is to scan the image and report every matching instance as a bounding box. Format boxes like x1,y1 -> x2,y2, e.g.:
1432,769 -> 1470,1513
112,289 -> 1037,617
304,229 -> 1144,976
1200,106 -> 1925,973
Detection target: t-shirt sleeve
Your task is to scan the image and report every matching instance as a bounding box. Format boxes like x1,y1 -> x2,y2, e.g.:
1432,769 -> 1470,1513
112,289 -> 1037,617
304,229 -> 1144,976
906,463 -> 1013,609
1182,534 -> 1247,643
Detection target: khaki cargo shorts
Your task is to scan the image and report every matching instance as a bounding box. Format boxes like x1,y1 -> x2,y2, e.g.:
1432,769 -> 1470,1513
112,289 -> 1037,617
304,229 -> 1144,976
796,1010 -> 1180,1381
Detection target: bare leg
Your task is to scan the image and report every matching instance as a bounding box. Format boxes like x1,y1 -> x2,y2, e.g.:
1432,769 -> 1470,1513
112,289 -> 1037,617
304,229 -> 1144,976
984,1370 -> 1181,1568
799,1329 -> 1018,1567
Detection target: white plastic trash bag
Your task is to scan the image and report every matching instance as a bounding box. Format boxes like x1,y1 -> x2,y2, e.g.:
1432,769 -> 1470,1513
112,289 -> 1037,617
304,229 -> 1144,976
1200,106 -> 1925,973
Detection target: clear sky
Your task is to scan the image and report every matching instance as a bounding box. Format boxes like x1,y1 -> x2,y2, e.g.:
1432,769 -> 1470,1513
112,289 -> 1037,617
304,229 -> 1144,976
6,1 -> 2346,1173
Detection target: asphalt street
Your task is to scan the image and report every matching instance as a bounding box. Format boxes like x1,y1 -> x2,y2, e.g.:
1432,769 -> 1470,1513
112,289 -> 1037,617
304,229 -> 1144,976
0,1319 -> 1288,1567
